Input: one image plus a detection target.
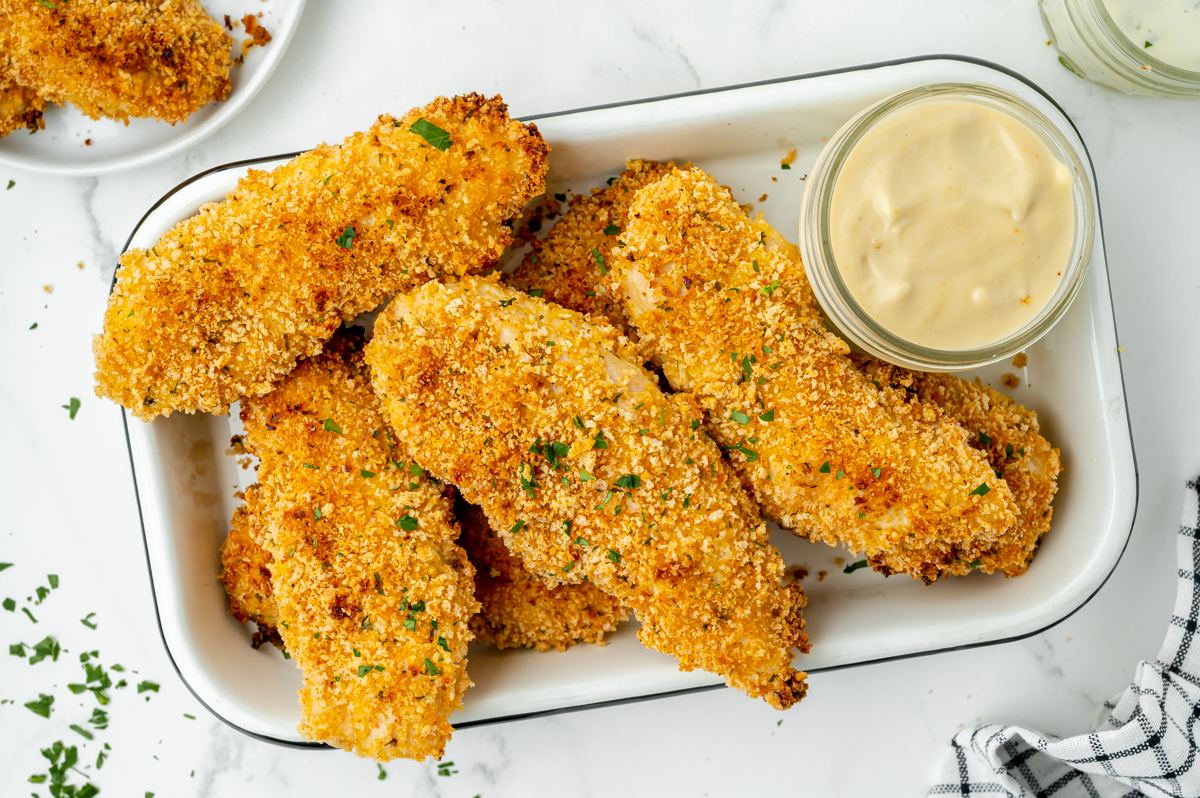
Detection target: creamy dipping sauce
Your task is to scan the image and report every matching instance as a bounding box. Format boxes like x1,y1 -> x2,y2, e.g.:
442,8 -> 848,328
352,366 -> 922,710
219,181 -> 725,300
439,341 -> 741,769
1104,0 -> 1200,72
828,100 -> 1075,350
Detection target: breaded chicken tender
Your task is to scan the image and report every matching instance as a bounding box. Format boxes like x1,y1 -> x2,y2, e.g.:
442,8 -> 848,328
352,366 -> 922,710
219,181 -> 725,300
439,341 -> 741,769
508,159 -> 679,331
239,329 -> 478,762
0,70 -> 44,137
854,358 -> 1061,577
0,0 -> 232,125
94,94 -> 549,420
219,487 -> 283,649
365,275 -> 808,709
608,168 -> 1018,583
457,499 -> 629,652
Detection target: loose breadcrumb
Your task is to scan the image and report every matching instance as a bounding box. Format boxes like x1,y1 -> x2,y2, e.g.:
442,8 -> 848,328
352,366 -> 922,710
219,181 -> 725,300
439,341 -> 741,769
94,93 -> 549,420
854,358 -> 1061,577
220,487 -> 284,650
608,167 -> 1018,583
458,500 -> 629,651
365,275 -> 808,709
239,329 -> 478,762
0,0 -> 233,124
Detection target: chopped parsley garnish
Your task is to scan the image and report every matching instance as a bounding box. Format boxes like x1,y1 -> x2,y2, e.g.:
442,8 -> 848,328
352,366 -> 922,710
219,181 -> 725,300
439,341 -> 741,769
423,658 -> 440,676
843,560 -> 870,574
593,432 -> 608,449
561,561 -> 575,572
871,467 -> 881,479
314,507 -> 322,520
1006,443 -> 1020,461
357,665 -> 385,677
27,636 -> 61,664
579,469 -> 595,482
572,537 -> 590,547
409,463 -> 425,477
527,288 -> 545,297
361,469 -> 376,478
690,419 -> 700,430
409,118 -> 452,151
731,444 -> 758,462
322,418 -> 343,434
978,432 -> 993,447
301,463 -> 319,469
603,224 -> 620,235
25,693 -> 54,718
730,409 -> 751,425
818,461 -> 832,474
607,176 -> 618,186
438,636 -> 451,653
607,548 -> 622,564
509,520 -> 526,534
2,598 -> 15,612
836,469 -> 845,480
969,558 -> 983,568
554,192 -> 567,201
62,398 -> 81,419
1145,40 -> 1153,48
378,764 -> 388,781
759,409 -> 775,422
614,474 -> 642,490
137,680 -> 159,694
498,297 -> 517,307
70,724 -> 94,740
760,280 -> 782,296
969,482 -> 991,497
0,562 -> 11,572
334,225 -> 356,249
591,247 -> 607,275
397,514 -> 419,531
781,163 -> 791,170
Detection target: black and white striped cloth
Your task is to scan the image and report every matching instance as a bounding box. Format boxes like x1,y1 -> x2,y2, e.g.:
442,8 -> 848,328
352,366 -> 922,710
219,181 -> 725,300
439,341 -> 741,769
928,478 -> 1200,798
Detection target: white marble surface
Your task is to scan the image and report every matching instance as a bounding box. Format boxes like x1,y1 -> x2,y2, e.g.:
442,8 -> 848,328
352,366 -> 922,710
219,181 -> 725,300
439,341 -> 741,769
1,1 -> 1197,795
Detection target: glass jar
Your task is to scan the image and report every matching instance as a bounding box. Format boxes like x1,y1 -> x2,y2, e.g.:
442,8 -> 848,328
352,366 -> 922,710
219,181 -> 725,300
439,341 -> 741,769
1040,0 -> 1200,99
798,83 -> 1096,372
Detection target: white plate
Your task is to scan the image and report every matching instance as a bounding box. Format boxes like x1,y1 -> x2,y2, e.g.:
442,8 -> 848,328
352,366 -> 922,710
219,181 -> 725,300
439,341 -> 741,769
0,0 -> 305,176
121,56 -> 1137,745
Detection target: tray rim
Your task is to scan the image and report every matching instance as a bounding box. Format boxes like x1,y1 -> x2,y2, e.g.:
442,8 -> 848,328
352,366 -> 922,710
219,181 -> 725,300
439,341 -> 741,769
116,53 -> 1140,749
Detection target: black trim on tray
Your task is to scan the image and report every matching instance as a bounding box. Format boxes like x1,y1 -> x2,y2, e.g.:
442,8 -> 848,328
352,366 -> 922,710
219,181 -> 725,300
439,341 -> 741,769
117,52 -> 1140,749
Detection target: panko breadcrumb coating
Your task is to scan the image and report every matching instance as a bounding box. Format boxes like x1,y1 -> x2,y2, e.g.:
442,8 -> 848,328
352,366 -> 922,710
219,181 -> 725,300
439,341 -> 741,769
608,167 -> 1018,583
365,275 -> 808,709
854,358 -> 1061,577
458,499 -> 629,652
0,0 -> 232,125
239,329 -> 478,762
94,93 -> 549,420
219,486 -> 284,650
508,159 -> 681,332
0,69 -> 44,137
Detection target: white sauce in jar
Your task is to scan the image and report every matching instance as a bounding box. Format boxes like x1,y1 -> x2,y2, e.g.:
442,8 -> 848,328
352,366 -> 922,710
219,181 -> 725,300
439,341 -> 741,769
1103,0 -> 1200,72
828,100 -> 1075,351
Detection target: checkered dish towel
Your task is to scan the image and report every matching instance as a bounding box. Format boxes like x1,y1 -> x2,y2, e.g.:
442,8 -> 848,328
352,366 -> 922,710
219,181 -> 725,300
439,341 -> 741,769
928,478 -> 1200,798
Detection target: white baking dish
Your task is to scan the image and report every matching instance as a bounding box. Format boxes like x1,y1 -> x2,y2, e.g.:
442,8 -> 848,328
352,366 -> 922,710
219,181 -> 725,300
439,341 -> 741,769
121,55 -> 1137,745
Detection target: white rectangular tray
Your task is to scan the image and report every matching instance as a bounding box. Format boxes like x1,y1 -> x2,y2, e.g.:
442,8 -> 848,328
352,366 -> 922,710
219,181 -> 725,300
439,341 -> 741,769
123,56 -> 1137,745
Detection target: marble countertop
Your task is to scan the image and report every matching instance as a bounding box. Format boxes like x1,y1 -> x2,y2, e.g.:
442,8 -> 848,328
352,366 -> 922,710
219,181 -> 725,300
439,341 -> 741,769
2,1 -> 1198,795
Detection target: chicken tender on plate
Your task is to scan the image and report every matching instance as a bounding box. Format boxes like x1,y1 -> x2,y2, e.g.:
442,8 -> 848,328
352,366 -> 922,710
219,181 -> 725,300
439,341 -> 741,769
508,159 -> 679,333
239,329 -> 478,762
219,487 -> 283,649
608,167 -> 1018,583
854,358 -> 1061,577
0,70 -> 44,137
458,499 -> 629,652
365,275 -> 808,709
0,0 -> 232,125
94,93 -> 548,420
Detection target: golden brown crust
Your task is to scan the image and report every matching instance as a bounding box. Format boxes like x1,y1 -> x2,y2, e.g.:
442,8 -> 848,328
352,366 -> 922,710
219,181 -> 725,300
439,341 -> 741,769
608,168 -> 1018,582
507,160 -> 680,332
0,0 -> 232,124
459,500 -> 629,652
239,329 -> 478,762
93,93 -> 549,420
854,358 -> 1061,578
365,275 -> 808,709
219,488 -> 280,635
0,68 -> 44,137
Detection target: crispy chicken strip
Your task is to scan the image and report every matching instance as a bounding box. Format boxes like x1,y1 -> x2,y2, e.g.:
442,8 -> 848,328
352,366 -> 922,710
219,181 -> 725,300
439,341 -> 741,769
0,69 -> 44,137
0,0 -> 232,124
239,329 -> 478,762
608,168 -> 1018,583
365,275 -> 808,709
854,358 -> 1061,577
94,93 -> 549,420
219,487 -> 283,650
457,499 -> 629,652
508,159 -> 680,332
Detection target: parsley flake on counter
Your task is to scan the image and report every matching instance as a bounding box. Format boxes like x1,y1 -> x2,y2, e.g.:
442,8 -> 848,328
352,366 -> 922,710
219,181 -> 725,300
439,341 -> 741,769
62,398 -> 81,419
3,597 -> 15,611
843,560 -> 870,574
6,179 -> 13,189
25,693 -> 54,718
378,764 -> 387,781
0,562 -> 10,572
969,482 -> 991,497
81,612 -> 97,629
137,680 -> 159,694
409,118 -> 452,151
334,225 -> 356,249
322,418 -> 343,434
1145,40 -> 1153,47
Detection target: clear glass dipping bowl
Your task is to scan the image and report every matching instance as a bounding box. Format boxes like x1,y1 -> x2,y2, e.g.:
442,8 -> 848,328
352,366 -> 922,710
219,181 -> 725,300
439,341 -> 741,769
798,83 -> 1096,372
